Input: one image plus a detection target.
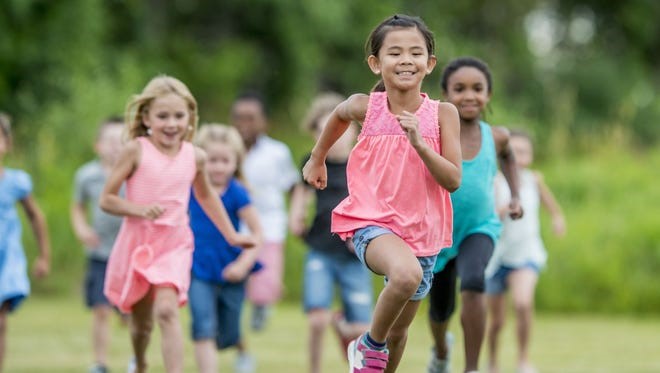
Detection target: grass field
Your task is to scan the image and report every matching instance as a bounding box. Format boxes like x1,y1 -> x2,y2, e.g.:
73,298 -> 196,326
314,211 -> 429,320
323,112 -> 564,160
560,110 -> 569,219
5,296 -> 660,372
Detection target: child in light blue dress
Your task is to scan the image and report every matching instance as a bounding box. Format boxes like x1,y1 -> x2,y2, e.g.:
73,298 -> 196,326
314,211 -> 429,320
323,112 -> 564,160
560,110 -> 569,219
0,112 -> 51,370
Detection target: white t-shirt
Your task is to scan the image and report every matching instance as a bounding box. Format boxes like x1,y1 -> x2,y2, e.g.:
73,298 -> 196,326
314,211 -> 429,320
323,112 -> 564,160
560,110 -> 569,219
486,169 -> 547,277
242,135 -> 300,242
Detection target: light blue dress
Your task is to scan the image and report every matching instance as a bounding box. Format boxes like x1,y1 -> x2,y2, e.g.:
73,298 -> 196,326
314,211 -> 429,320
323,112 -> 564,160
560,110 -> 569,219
0,168 -> 32,311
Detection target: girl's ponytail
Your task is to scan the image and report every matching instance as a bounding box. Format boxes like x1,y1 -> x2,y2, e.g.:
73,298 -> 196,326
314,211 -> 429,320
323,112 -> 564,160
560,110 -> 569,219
371,79 -> 386,92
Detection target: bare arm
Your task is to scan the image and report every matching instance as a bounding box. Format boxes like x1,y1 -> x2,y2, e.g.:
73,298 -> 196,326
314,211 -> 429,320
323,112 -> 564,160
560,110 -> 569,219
223,205 -> 264,282
493,126 -> 523,219
399,102 -> 462,191
303,94 -> 368,189
20,196 -> 50,278
70,202 -> 100,248
99,140 -> 164,218
192,147 -> 256,249
288,182 -> 314,237
536,171 -> 566,236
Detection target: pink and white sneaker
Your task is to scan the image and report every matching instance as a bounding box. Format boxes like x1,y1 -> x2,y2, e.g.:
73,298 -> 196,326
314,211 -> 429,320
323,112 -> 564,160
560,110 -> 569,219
347,334 -> 389,372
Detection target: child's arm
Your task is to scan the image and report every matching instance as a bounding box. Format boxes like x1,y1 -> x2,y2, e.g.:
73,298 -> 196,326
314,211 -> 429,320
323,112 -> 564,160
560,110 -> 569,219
20,195 -> 50,278
288,182 -> 314,238
304,94 -> 368,190
493,127 -> 523,219
398,102 -> 462,192
192,147 -> 257,249
70,202 -> 100,248
535,171 -> 566,236
222,204 -> 264,283
100,140 -> 165,219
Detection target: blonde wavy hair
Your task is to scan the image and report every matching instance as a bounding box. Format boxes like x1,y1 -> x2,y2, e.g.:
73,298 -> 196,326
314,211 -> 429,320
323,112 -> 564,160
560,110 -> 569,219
195,123 -> 247,184
124,75 -> 199,141
300,92 -> 345,134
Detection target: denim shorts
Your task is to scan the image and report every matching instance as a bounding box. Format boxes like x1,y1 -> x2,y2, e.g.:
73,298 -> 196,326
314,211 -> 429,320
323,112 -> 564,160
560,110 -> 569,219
303,249 -> 372,323
352,226 -> 437,301
84,258 -> 111,308
485,262 -> 541,295
188,276 -> 246,349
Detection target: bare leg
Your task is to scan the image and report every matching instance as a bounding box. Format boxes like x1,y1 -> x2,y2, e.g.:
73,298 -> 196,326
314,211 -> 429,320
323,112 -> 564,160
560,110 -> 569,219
508,269 -> 538,372
130,290 -> 155,373
153,287 -> 184,373
486,294 -> 507,373
92,305 -> 112,367
0,303 -> 10,373
193,339 -> 217,373
461,290 -> 487,372
307,308 -> 331,373
385,300 -> 421,373
365,234 -> 422,344
429,318 -> 451,360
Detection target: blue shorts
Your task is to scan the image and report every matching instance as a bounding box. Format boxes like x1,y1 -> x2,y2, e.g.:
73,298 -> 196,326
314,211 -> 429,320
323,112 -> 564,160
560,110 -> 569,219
188,276 -> 246,349
485,263 -> 541,295
352,226 -> 437,301
85,258 -> 111,308
303,249 -> 372,323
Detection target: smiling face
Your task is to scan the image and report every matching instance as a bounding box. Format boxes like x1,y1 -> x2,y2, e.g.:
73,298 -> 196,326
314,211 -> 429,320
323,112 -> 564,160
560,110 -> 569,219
368,27 -> 436,92
204,141 -> 238,188
143,93 -> 191,151
443,66 -> 491,122
231,99 -> 267,148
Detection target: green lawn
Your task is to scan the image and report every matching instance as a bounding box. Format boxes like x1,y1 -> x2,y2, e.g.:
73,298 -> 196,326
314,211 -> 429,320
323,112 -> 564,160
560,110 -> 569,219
5,296 -> 660,372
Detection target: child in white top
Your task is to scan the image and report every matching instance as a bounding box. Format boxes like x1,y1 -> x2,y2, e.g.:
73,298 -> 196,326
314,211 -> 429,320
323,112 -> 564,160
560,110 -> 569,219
485,130 -> 566,373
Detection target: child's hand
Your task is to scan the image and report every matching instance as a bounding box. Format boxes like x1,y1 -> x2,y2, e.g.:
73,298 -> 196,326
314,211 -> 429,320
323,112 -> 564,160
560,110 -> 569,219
231,234 -> 258,249
552,216 -> 566,236
345,239 -> 356,254
397,111 -> 423,147
79,227 -> 100,248
303,156 -> 327,190
289,217 -> 307,238
33,255 -> 49,279
139,204 -> 165,220
508,198 -> 524,220
222,262 -> 250,283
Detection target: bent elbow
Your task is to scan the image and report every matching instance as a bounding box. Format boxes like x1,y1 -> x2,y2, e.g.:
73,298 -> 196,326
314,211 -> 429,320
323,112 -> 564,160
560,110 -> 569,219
99,196 -> 111,213
445,172 -> 462,192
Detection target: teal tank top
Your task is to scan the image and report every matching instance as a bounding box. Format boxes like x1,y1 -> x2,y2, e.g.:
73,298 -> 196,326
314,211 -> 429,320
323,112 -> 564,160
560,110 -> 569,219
434,121 -> 502,273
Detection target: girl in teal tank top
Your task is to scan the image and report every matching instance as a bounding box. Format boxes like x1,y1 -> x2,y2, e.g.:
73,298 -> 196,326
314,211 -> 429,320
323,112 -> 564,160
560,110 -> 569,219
427,57 -> 523,373
433,121 -> 501,272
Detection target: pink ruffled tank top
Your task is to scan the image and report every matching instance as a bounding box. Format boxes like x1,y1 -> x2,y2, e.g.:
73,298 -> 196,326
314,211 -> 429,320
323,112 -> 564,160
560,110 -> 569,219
331,91 -> 453,257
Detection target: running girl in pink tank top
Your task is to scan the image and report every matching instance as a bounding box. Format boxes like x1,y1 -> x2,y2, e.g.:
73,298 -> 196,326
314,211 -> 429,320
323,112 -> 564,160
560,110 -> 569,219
100,75 -> 256,373
303,14 -> 462,373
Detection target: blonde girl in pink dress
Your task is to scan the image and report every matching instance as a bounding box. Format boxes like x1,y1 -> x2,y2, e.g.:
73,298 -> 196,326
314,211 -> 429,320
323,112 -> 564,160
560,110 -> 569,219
303,14 -> 462,373
100,75 -> 256,373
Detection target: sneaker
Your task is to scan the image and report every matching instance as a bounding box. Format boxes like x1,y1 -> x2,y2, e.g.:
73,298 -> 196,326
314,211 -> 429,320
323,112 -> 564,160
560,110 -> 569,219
347,334 -> 389,372
251,305 -> 270,331
89,364 -> 108,373
235,353 -> 256,373
428,332 -> 454,373
331,311 -> 352,360
126,357 -> 136,373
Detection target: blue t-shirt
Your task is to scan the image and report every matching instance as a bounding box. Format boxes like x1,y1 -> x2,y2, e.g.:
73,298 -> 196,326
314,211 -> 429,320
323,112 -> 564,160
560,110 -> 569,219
434,122 -> 502,273
189,178 -> 261,284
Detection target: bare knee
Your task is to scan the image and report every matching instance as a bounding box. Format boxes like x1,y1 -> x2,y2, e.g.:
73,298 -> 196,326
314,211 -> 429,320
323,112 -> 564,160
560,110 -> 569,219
513,299 -> 533,316
154,302 -> 179,326
307,309 -> 329,333
387,265 -> 422,297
